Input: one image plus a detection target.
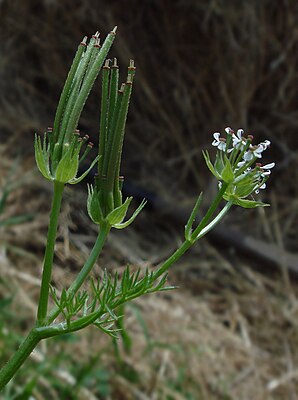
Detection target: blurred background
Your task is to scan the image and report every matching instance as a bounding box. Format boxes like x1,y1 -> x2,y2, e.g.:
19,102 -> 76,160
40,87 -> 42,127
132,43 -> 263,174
0,0 -> 298,398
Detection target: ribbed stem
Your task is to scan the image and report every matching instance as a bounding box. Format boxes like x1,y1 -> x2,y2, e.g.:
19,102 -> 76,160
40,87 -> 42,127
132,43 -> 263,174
37,181 -> 64,326
0,329 -> 40,391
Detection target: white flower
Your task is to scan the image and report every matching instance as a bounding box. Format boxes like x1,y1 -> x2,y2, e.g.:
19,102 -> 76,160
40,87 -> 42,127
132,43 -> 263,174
255,182 -> 266,194
254,163 -> 274,193
243,144 -> 264,161
260,162 -> 275,176
260,140 -> 271,150
232,129 -> 245,150
235,161 -> 251,175
212,132 -> 226,151
237,161 -> 245,168
225,127 -> 234,135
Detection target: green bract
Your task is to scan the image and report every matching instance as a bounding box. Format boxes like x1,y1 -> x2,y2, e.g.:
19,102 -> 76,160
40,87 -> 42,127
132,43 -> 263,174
87,184 -> 146,229
35,133 -> 100,184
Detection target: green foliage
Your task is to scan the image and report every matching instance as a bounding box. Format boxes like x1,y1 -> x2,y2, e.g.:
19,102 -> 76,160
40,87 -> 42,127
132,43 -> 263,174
48,266 -> 175,339
0,22 -> 275,391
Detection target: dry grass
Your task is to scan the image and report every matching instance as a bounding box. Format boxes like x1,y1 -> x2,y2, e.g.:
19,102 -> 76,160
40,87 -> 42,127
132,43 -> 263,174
1,141 -> 298,399
1,1 -> 298,398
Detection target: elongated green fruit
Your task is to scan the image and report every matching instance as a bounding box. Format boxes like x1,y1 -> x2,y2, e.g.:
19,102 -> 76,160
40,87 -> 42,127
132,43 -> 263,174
106,80 -> 133,194
103,83 -> 124,177
107,58 -> 119,140
61,34 -> 100,144
98,60 -> 111,182
52,37 -> 87,145
65,27 -> 117,139
112,60 -> 136,195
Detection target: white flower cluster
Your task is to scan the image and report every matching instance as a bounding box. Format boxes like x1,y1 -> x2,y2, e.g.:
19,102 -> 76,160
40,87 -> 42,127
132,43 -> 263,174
211,127 -> 275,194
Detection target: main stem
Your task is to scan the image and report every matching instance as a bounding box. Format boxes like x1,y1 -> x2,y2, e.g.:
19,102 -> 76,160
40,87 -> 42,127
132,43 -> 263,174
46,222 -> 111,324
37,181 -> 64,326
0,329 -> 40,391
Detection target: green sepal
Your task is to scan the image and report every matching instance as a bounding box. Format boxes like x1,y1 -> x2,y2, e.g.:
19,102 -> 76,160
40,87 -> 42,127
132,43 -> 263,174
87,184 -> 104,225
202,150 -> 220,179
55,144 -> 79,183
34,134 -> 52,180
113,199 -> 146,229
184,192 -> 203,241
69,155 -> 100,184
221,156 -> 234,183
226,195 -> 270,208
107,197 -> 133,226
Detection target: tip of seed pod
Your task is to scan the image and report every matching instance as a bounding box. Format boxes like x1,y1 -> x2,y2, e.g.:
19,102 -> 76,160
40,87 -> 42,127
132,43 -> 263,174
111,26 -> 117,34
247,134 -> 254,141
80,36 -> 88,46
119,83 -> 126,93
94,38 -> 101,48
104,59 -> 110,69
256,163 -> 262,167
83,134 -> 89,140
112,57 -> 118,68
75,129 -> 80,133
93,31 -> 100,38
126,78 -> 133,85
47,127 -> 53,132
119,176 -> 124,181
88,142 -> 94,147
128,59 -> 136,70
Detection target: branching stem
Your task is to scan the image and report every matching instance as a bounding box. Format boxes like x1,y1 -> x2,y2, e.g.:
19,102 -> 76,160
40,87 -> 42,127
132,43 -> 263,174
153,184 -> 230,280
46,222 -> 111,324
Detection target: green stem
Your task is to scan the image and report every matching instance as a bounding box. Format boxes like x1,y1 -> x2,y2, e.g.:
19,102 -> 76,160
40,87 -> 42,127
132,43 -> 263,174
153,240 -> 192,280
191,182 -> 228,238
0,329 -> 41,391
154,184 -> 230,280
195,200 -> 233,239
37,181 -> 64,326
46,222 -> 111,325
